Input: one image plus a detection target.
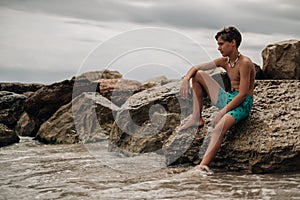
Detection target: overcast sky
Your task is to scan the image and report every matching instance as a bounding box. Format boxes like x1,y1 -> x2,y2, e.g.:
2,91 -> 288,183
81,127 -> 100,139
1,0 -> 299,83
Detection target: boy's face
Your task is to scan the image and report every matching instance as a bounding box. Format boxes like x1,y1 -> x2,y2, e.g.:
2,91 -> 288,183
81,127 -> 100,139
217,37 -> 234,57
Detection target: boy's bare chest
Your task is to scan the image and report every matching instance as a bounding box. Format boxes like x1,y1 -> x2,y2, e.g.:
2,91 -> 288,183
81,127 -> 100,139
226,65 -> 240,82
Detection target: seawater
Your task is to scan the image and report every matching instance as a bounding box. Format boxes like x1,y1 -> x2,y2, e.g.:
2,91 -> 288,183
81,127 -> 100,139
0,137 -> 299,200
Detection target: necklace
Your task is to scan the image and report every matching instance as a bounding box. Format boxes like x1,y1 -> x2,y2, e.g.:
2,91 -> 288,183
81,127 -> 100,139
228,53 -> 241,68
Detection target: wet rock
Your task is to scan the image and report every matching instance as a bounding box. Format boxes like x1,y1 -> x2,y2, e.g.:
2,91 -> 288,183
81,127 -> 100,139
163,126 -> 206,165
262,40 -> 300,79
15,112 -> 39,137
36,92 -> 119,144
0,123 -> 19,147
0,91 -> 26,128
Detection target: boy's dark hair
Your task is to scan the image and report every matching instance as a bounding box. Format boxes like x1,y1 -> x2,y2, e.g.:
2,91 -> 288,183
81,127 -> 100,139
215,26 -> 242,48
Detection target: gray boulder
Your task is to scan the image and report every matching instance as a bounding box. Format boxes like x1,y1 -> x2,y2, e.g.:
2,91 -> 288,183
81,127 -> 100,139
0,91 -> 26,128
23,79 -> 74,136
98,79 -> 142,107
0,82 -> 44,96
110,81 -> 193,153
262,40 -> 300,79
24,79 -> 74,122
72,70 -> 123,97
0,123 -> 19,147
15,112 -> 39,137
36,92 -> 120,144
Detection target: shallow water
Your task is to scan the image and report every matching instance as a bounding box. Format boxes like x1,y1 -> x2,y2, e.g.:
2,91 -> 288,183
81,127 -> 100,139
0,137 -> 299,200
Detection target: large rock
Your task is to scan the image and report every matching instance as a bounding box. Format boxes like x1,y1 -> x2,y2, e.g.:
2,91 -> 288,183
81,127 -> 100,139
109,81 -> 193,153
254,63 -> 264,80
24,79 -> 74,121
36,92 -> 120,144
0,91 -> 26,128
99,79 -> 142,107
72,70 -> 123,101
35,100 -> 78,144
262,40 -> 300,79
0,82 -> 44,96
19,70 -> 124,137
15,112 -> 39,137
0,123 -> 19,147
76,70 -> 122,81
23,79 -> 74,136
110,80 -> 300,173
210,80 -> 300,173
109,73 -> 231,154
140,76 -> 169,90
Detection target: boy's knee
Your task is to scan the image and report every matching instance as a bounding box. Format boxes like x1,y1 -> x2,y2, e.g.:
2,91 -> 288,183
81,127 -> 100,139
197,70 -> 206,75
213,123 -> 224,134
196,70 -> 210,80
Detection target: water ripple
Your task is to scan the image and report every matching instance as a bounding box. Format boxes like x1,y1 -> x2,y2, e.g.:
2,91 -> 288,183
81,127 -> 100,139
0,137 -> 299,199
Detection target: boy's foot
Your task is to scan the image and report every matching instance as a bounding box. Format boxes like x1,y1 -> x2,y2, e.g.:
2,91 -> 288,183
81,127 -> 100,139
187,164 -> 214,176
194,164 -> 214,175
178,118 -> 205,131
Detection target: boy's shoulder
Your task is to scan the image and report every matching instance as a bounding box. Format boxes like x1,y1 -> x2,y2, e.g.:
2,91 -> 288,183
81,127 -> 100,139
214,57 -> 228,68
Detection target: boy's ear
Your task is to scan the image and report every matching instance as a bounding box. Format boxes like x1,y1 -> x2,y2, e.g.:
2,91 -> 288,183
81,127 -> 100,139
231,39 -> 237,47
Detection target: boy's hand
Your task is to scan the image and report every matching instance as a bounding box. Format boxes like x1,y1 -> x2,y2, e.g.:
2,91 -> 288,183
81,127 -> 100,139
180,79 -> 190,99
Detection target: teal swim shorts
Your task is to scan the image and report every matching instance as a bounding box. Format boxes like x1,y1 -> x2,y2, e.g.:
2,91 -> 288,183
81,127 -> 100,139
215,88 -> 253,123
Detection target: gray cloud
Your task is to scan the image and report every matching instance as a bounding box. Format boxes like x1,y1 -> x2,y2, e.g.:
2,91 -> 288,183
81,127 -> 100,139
1,0 -> 299,35
0,0 -> 299,83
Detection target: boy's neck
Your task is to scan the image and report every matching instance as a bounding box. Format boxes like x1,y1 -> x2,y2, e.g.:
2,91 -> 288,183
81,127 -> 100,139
229,50 -> 240,62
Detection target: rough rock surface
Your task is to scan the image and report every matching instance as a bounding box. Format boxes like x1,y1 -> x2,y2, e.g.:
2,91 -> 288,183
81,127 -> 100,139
110,80 -> 300,173
0,123 -> 19,147
262,40 -> 300,79
99,79 -> 142,106
76,70 -> 122,81
254,63 -> 264,80
36,92 -> 119,144
0,91 -> 26,128
0,82 -> 44,96
24,79 -> 74,121
140,76 -> 169,90
109,81 -> 193,153
15,112 -> 39,137
72,70 -> 122,98
2,66 -> 299,173
212,80 -> 300,173
23,79 -> 74,136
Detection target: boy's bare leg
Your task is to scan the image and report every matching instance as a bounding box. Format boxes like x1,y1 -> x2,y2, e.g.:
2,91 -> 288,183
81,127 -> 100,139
198,114 -> 235,168
179,71 -> 221,131
178,78 -> 205,131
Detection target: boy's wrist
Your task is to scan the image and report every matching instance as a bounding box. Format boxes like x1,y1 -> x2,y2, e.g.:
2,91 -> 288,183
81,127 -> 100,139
183,76 -> 189,81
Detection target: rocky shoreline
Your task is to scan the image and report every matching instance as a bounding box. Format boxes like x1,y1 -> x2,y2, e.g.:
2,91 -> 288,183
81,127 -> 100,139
1,40 -> 299,173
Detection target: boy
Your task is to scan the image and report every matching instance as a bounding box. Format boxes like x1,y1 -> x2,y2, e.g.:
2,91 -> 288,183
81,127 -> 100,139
179,26 -> 255,171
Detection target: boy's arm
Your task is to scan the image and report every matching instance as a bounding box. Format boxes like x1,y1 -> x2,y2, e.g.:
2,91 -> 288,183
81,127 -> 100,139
183,57 -> 226,81
180,57 -> 227,99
